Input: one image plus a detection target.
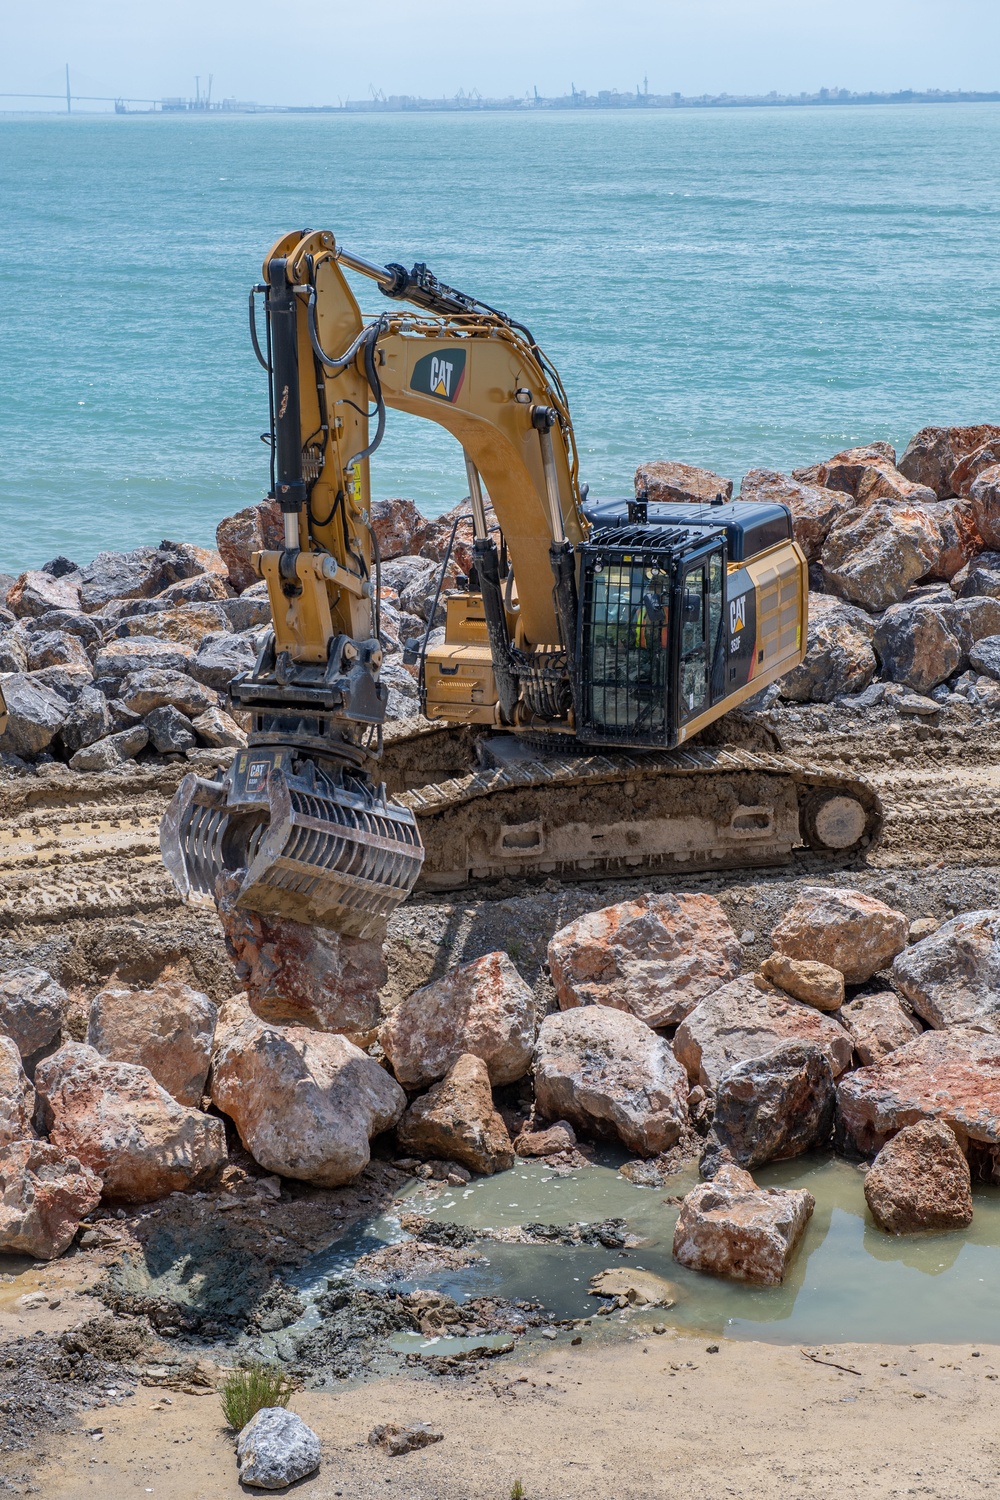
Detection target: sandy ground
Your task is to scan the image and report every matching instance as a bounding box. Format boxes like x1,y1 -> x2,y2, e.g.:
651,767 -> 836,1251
23,1332 -> 1000,1500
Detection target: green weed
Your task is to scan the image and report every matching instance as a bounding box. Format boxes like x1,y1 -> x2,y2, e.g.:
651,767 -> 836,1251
510,1481 -> 526,1500
219,1359 -> 294,1433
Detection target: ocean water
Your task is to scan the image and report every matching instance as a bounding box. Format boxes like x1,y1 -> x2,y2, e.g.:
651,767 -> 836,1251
2,105 -> 1000,574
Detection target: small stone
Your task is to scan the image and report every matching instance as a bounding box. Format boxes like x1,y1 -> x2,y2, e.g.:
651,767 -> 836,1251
367,1421 -> 443,1457
588,1268 -> 678,1306
908,916 -> 939,944
757,955 -> 845,1012
236,1407 -> 321,1488
896,692 -> 940,716
514,1120 -> 577,1158
969,635 -> 1000,682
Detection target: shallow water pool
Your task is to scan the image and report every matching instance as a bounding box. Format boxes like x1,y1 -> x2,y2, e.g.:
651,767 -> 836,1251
313,1152 -> 1000,1347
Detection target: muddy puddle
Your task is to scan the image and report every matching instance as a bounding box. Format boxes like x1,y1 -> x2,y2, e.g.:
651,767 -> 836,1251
271,1152 -> 1000,1351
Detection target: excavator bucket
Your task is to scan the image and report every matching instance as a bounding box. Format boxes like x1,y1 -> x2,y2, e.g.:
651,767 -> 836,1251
160,757 -> 424,939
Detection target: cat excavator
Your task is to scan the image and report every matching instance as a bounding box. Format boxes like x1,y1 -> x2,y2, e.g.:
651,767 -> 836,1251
160,230 -> 881,937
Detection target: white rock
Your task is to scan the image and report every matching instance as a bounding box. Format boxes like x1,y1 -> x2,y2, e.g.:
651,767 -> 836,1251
236,1408 -> 321,1489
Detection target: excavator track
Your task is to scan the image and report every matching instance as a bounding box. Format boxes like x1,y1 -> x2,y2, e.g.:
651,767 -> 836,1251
382,725 -> 883,890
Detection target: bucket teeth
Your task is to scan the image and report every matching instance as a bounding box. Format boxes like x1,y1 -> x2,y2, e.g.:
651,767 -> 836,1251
160,766 -> 424,939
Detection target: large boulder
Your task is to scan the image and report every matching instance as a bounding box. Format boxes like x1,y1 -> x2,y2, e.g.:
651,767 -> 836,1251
891,910 -> 1000,1028
0,674 -> 70,757
779,595 -> 876,703
969,465 -> 1000,549
739,470 -> 854,561
93,637 -> 197,689
396,1053 -> 514,1175
533,1007 -> 689,1156
770,887 -> 908,984
634,460 -> 733,505
672,1162 -> 814,1286
216,872 -> 384,1034
118,668 -> 216,718
873,597 -> 966,694
210,1006 -> 405,1186
159,572 -> 231,606
839,991 -> 921,1066
794,444 -> 936,505
370,498 -> 430,559
863,1120 -> 973,1234
898,424 -> 1000,498
0,967 -> 66,1059
144,704 -> 197,753
673,975 -> 853,1089
57,687 -> 113,759
112,603 -> 231,648
188,632 -> 259,691
546,893 -> 741,1029
25,629 -> 92,672
69,723 -> 148,771
821,503 -> 941,611
950,439 -> 1000,496
86,981 -> 217,1107
78,544 -> 201,613
34,1043 -> 227,1201
0,1037 -> 34,1149
951,551 -> 1000,600
922,498 -> 983,581
836,1027 -> 1000,1155
216,499 -> 284,593
0,626 -> 29,674
190,706 -> 247,749
7,570 -> 82,619
704,1041 -> 835,1172
236,1408 -> 321,1490
381,951 -> 535,1089
0,1141 -> 101,1260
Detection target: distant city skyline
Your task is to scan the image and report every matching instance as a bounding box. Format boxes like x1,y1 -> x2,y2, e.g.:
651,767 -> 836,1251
2,0 -> 999,111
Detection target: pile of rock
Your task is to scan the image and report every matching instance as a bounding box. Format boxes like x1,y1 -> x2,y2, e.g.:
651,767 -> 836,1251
0,491 -> 475,772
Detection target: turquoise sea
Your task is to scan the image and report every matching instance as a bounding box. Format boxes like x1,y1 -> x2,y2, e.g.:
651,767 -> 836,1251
2,105 -> 1000,574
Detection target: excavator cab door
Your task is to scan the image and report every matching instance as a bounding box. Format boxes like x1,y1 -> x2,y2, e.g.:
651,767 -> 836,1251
677,547 -> 725,725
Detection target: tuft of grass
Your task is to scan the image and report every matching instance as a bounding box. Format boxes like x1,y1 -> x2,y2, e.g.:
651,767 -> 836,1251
219,1360 -> 294,1433
510,1482 -> 526,1500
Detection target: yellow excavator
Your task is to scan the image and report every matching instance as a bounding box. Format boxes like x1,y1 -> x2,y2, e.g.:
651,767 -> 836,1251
160,230 -> 881,937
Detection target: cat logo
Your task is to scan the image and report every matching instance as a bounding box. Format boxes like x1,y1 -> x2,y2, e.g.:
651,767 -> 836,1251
730,595 -> 747,634
410,347 -> 467,403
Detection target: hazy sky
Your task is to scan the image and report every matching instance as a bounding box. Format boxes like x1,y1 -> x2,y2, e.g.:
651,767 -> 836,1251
3,0 -> 1000,107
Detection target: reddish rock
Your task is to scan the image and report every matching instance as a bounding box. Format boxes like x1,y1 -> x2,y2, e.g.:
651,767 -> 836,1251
34,1043 -> 227,1202
836,1027 -> 1000,1155
114,604 -> 231,648
839,991 -> 921,1066
969,464 -> 1000,549
6,570 -> 82,619
821,503 -> 941,611
873,597 -> 965,694
0,1141 -> 101,1260
25,630 -> 92,672
863,1119 -> 972,1234
891,909 -> 1000,1028
794,445 -> 936,506
899,424 -> 1000,498
216,871 -> 385,1035
381,951 -> 535,1089
673,976 -> 854,1088
771,887 -> 909,984
370,498 -> 430,559
514,1120 -> 577,1157
211,1004 -> 405,1186
778,595 -> 876,703
704,1041 -> 835,1172
756,954 -> 844,1011
0,1036 -> 34,1149
922,499 -> 983,581
672,1162 -> 814,1286
533,1007 -> 689,1156
86,981 -> 217,1107
547,893 -> 741,1029
634,460 -> 733,505
739,470 -> 854,561
215,498 -> 283,593
397,1053 -> 514,1175
950,440 -> 1000,496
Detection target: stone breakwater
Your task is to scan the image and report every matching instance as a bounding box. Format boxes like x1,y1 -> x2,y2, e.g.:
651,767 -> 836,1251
2,422 -> 1000,1293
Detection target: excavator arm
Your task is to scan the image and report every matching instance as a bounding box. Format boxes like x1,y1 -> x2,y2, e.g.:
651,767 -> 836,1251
161,229 -> 589,935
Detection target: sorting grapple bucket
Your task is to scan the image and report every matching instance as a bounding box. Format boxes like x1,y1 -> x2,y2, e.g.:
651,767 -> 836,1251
160,747 -> 424,939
